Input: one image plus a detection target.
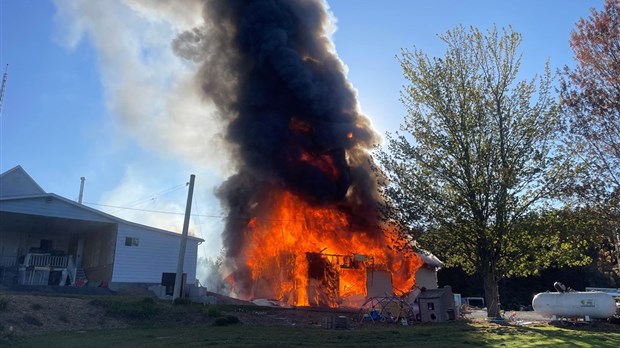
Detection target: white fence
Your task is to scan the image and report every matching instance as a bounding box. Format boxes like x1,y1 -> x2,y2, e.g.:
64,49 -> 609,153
0,255 -> 17,267
24,253 -> 70,268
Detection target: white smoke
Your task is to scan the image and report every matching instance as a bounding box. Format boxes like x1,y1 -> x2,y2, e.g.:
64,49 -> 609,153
52,0 -> 231,174
51,0 -> 228,281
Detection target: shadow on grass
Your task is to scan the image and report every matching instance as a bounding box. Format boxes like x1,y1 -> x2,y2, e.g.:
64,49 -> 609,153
466,320 -> 620,348
522,321 -> 620,347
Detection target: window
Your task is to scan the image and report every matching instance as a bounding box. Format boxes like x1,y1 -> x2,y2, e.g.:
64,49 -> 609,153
125,237 -> 139,247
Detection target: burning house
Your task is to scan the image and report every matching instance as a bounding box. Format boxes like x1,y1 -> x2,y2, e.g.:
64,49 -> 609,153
174,0 -> 423,307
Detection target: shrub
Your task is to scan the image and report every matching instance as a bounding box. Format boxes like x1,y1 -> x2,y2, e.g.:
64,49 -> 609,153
58,313 -> 70,323
23,315 -> 43,327
30,303 -> 43,311
0,297 -> 8,311
173,298 -> 193,306
90,297 -> 159,320
141,297 -> 156,305
207,307 -> 222,318
213,315 -> 240,326
0,324 -> 15,346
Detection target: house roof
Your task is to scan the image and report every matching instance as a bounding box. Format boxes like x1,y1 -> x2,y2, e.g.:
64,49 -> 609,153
418,288 -> 452,299
416,249 -> 444,269
0,166 -> 204,243
0,193 -> 204,242
0,165 -> 46,198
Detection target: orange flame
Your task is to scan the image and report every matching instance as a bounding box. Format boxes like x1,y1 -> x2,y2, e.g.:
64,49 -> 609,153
235,190 -> 423,307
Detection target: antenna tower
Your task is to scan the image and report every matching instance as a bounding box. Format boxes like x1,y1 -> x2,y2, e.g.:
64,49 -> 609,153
0,65 -> 8,114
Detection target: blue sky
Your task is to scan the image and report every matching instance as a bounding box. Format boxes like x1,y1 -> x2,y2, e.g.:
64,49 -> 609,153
0,0 -> 603,262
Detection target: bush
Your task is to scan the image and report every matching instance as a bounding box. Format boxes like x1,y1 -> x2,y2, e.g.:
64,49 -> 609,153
173,298 -> 193,306
206,307 -> 222,318
23,315 -> 43,327
141,297 -> 156,305
30,303 -> 43,311
0,297 -> 8,311
58,313 -> 70,323
90,297 -> 159,320
0,324 -> 16,347
213,315 -> 240,326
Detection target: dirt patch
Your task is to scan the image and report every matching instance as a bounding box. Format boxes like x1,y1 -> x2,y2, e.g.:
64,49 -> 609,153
0,291 -> 363,336
6,291 -> 614,339
0,294 -> 127,336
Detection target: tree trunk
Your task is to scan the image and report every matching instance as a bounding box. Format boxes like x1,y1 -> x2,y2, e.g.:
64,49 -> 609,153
482,268 -> 501,318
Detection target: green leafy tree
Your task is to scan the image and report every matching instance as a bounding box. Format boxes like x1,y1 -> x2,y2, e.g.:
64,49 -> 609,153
375,25 -> 578,317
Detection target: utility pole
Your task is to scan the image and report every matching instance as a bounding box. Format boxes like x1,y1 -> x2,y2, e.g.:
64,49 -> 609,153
615,229 -> 620,275
0,65 -> 8,114
173,174 -> 195,301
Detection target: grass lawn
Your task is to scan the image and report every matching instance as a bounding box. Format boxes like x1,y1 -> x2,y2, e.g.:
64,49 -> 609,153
11,321 -> 620,348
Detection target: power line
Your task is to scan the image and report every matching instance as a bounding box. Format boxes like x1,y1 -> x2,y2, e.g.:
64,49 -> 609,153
83,201 -> 354,224
108,183 -> 187,214
84,201 -> 244,220
84,202 -> 187,215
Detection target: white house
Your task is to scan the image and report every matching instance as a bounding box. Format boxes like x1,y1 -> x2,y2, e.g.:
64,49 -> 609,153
0,165 -> 203,294
415,249 -> 444,290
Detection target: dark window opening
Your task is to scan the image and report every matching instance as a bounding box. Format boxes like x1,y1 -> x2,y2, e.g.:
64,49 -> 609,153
125,237 -> 139,247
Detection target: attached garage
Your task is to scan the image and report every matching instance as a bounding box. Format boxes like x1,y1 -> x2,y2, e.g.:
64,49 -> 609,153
0,166 -> 203,292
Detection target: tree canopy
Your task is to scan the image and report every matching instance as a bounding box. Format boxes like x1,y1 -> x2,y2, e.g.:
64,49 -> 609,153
561,0 -> 620,203
560,0 -> 620,279
375,25 -> 584,317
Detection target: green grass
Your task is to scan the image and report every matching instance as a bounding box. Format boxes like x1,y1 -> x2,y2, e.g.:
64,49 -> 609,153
15,321 -> 620,348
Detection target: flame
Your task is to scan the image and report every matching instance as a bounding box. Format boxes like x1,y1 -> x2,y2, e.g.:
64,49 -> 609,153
347,132 -> 353,139
235,190 -> 423,307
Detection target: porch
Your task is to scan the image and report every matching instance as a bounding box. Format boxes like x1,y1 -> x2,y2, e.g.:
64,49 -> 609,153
0,211 -> 117,287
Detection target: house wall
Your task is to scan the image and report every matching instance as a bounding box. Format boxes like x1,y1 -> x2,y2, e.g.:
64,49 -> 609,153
0,231 -> 20,266
112,223 -> 199,285
415,267 -> 439,289
23,231 -> 71,255
0,230 -> 73,265
81,227 -> 116,285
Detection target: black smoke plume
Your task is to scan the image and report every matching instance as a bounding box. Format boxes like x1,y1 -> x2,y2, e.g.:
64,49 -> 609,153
174,0 -> 381,297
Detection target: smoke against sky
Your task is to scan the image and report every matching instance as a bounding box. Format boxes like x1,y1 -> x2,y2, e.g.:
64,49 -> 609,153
50,0 -> 230,262
52,0 -> 230,174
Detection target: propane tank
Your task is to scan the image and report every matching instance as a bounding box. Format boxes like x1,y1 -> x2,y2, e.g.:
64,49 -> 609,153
532,292 -> 616,319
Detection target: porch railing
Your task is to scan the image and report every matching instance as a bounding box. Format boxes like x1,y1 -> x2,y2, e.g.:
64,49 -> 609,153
0,255 -> 17,267
24,253 -> 70,268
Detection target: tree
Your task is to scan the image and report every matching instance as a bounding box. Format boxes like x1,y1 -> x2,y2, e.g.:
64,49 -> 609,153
375,25 -> 576,317
560,0 -> 620,275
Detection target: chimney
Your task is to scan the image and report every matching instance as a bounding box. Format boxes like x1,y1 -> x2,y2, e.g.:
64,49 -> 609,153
78,177 -> 86,204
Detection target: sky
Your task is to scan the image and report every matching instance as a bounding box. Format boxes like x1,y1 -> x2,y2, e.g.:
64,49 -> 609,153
0,0 -> 604,266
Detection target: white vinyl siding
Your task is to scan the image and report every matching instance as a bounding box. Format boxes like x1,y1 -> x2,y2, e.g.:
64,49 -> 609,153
112,224 -> 198,284
2,195 -> 201,286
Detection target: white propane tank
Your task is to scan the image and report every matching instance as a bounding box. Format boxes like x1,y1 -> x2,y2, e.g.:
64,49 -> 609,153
532,292 -> 616,319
